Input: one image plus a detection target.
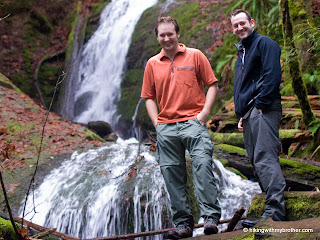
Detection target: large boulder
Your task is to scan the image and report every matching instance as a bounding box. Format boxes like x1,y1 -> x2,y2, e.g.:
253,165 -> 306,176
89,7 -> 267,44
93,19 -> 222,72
87,121 -> 113,138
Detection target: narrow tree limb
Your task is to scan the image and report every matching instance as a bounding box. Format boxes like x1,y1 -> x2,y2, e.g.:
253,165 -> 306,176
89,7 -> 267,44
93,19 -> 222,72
310,145 -> 320,160
13,217 -> 80,240
13,211 -> 246,240
31,228 -> 57,239
0,14 -> 10,22
0,171 -> 23,240
82,215 -> 246,240
225,207 -> 245,232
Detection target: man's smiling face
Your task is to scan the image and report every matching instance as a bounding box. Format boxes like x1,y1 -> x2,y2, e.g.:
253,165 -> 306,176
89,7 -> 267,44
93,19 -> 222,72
231,12 -> 255,40
157,23 -> 180,53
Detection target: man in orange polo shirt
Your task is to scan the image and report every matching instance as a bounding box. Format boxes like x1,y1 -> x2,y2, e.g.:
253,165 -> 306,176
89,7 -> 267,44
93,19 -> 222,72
141,16 -> 221,238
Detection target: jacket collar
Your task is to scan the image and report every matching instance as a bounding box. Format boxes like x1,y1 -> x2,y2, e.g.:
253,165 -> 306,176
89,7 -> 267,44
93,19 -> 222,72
235,30 -> 258,51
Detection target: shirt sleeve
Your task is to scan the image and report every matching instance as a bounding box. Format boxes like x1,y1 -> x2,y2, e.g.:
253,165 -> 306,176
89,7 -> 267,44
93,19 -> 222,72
196,50 -> 218,87
141,59 -> 156,99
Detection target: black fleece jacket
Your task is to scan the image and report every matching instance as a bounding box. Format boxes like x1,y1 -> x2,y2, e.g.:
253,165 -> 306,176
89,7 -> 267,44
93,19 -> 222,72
233,30 -> 282,117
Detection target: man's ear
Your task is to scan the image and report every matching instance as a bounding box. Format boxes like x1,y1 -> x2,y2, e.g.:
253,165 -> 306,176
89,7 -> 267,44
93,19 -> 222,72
250,19 -> 255,28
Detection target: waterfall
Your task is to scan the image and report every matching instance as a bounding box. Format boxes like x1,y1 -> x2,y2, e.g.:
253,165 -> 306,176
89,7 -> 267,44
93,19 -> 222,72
21,139 -> 261,239
30,0 -> 262,238
64,0 -> 157,131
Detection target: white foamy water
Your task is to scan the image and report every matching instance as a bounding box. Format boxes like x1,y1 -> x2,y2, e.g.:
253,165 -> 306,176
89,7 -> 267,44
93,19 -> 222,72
21,140 -> 260,239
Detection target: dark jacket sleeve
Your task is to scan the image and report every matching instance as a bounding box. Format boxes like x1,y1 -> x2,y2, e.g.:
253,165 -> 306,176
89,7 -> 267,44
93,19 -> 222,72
254,37 -> 282,110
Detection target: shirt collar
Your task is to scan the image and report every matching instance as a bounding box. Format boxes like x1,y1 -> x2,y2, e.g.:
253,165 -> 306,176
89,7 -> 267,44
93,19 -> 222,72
160,43 -> 186,60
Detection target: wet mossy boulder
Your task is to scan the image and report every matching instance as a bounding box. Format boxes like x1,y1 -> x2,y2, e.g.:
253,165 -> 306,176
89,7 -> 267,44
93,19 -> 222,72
246,191 -> 320,221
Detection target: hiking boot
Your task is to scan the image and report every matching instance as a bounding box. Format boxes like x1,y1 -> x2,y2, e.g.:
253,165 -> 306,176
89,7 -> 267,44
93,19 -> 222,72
166,219 -> 194,239
203,216 -> 218,235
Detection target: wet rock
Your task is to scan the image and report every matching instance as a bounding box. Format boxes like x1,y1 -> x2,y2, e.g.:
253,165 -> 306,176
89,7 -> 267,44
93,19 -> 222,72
87,121 -> 113,138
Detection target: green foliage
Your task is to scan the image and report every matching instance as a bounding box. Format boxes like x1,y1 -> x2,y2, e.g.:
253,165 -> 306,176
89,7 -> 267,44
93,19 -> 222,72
297,21 -> 320,66
211,34 -> 238,83
216,54 -> 237,79
304,70 -> 320,95
171,2 -> 210,48
224,0 -> 278,24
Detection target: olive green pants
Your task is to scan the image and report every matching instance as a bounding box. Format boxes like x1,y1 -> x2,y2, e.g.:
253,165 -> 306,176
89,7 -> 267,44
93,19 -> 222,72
156,118 -> 221,225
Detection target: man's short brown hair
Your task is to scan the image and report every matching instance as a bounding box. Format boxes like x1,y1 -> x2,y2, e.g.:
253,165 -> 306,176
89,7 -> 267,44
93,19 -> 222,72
155,16 -> 180,37
231,9 -> 252,22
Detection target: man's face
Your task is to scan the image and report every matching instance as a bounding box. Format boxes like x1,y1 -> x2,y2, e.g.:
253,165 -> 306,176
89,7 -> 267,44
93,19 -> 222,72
157,23 -> 180,53
231,12 -> 255,40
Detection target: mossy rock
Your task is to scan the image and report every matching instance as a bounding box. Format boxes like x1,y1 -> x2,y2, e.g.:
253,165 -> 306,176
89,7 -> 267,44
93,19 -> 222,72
84,129 -> 106,142
214,144 -> 247,156
246,192 -> 320,221
0,73 -> 22,94
211,133 -> 245,148
279,157 -> 320,189
0,217 -> 21,240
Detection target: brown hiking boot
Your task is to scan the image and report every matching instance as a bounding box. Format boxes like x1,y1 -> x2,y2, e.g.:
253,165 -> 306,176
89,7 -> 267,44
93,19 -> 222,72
166,219 -> 194,239
203,216 -> 218,235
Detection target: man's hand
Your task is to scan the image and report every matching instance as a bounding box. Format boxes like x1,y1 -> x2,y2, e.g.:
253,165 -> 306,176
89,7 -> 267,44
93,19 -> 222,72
238,118 -> 244,132
197,111 -> 209,126
198,82 -> 219,126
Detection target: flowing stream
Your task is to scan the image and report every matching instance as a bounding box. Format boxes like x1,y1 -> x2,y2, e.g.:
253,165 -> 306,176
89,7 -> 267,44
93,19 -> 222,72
21,139 -> 261,239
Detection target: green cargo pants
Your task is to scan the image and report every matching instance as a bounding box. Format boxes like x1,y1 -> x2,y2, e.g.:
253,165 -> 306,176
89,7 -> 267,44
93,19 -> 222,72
156,118 -> 221,225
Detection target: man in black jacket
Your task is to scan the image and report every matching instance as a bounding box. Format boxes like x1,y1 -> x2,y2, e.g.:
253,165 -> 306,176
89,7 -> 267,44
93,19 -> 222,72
230,9 -> 286,227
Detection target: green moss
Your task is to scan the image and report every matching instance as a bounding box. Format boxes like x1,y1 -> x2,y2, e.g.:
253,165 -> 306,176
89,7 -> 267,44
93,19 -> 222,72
285,192 -> 320,220
211,132 -> 245,148
0,217 -> 21,240
279,158 -> 320,186
0,73 -> 22,94
84,129 -> 106,142
186,158 -> 200,220
230,234 -> 254,240
247,192 -> 320,221
279,129 -> 303,139
280,83 -> 295,96
65,1 -> 82,62
246,195 -> 266,219
214,144 -> 247,156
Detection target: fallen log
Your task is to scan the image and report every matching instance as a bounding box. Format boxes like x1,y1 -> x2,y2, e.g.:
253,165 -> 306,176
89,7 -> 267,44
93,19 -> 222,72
82,214 -> 246,240
13,216 -> 79,240
13,212 -> 246,240
211,129 -> 313,154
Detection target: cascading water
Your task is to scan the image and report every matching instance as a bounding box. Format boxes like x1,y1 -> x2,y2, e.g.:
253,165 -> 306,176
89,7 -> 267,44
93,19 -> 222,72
67,0 -> 158,131
21,139 -> 261,239
22,0 -> 262,238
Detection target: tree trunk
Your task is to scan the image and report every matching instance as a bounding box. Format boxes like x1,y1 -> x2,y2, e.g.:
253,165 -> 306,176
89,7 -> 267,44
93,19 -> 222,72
279,0 -> 317,127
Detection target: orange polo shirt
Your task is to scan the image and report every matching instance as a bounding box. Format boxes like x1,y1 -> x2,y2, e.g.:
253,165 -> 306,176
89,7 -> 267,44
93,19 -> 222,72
141,44 -> 218,124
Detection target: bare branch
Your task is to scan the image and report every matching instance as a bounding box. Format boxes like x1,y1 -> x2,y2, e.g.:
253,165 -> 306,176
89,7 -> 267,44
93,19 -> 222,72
21,63 -> 73,227
0,14 -> 10,22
